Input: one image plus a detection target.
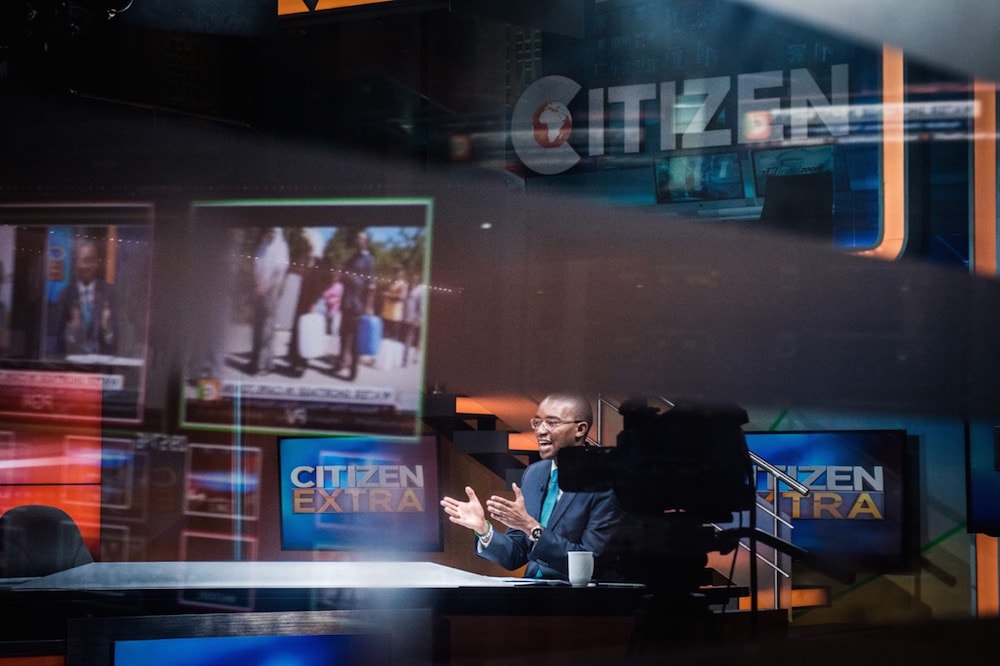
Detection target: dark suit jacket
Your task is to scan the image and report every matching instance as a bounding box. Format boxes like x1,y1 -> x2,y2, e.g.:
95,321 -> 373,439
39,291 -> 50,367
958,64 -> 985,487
477,458 -> 621,579
55,280 -> 117,355
341,249 -> 375,316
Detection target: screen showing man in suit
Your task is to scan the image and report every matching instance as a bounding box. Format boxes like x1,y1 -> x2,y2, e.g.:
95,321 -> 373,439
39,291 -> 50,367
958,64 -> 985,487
54,237 -> 118,357
440,393 -> 622,580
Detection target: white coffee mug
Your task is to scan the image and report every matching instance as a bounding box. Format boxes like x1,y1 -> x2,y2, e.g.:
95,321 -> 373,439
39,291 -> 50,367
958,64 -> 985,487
567,550 -> 594,587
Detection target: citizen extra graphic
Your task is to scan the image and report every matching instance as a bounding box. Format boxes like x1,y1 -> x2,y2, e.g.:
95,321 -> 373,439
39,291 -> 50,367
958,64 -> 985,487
512,67 -> 854,176
511,75 -> 583,175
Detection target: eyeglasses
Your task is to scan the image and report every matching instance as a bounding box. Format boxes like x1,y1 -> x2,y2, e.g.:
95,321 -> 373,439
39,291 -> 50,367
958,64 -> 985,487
530,417 -> 583,430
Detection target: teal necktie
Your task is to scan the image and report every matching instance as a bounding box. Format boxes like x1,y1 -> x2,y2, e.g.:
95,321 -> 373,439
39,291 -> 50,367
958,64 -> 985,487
532,466 -> 559,578
539,466 -> 558,527
81,288 -> 93,327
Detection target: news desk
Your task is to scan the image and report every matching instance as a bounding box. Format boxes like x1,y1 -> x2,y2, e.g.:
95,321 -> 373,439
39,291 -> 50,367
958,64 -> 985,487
0,561 -> 652,663
12,560 -> 524,591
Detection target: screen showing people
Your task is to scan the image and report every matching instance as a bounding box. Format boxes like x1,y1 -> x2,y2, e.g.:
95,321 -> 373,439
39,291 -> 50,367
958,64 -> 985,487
182,199 -> 431,438
0,204 -> 153,423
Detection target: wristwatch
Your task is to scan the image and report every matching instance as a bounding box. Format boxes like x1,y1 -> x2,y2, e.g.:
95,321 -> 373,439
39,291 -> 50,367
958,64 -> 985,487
530,525 -> 543,541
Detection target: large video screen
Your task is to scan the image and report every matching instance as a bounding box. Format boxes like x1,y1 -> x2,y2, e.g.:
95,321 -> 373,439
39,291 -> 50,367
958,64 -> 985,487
114,633 -> 390,666
278,435 -> 440,551
181,199 -> 431,438
0,422 -> 104,559
0,204 -> 154,423
966,426 -> 1000,537
653,151 -> 746,204
750,144 -> 835,198
184,443 -> 262,520
745,429 -> 909,572
67,609 -> 433,666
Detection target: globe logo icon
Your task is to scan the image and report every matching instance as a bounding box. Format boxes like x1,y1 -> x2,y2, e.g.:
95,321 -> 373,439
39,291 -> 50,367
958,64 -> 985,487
511,76 -> 582,174
532,101 -> 573,148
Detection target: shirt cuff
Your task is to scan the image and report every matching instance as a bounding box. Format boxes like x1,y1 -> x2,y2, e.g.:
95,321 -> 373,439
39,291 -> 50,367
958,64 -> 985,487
476,522 -> 494,550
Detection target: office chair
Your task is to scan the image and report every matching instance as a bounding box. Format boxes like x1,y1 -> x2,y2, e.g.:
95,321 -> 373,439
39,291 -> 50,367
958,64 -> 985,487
758,171 -> 835,240
0,504 -> 94,578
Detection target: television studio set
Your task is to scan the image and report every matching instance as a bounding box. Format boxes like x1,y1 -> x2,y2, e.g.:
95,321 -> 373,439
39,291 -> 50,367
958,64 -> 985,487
1,0 -> 1000,664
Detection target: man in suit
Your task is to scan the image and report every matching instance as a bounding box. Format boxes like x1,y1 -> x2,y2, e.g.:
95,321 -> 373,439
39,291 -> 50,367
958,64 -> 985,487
441,393 -> 621,580
55,238 -> 117,356
333,229 -> 376,381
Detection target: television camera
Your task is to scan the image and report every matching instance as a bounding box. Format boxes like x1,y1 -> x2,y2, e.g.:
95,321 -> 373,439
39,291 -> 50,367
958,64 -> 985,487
557,397 -> 854,648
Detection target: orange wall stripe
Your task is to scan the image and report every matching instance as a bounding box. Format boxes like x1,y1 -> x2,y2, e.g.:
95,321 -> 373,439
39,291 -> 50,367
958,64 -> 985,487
972,78 -> 998,619
855,46 -> 906,261
976,533 -> 999,617
973,80 -> 998,277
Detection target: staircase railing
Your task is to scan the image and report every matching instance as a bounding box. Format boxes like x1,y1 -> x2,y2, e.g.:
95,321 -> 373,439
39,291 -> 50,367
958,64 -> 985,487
740,451 -> 808,612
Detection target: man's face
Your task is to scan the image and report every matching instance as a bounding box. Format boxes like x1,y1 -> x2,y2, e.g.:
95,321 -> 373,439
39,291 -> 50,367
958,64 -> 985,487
74,244 -> 100,285
533,397 -> 587,460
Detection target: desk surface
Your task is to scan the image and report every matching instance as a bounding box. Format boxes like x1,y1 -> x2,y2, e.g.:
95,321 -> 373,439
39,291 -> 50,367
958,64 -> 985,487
11,561 -> 527,592
0,561 -> 648,648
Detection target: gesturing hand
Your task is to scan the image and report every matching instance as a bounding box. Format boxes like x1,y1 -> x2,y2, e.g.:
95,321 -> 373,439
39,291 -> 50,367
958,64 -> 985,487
485,483 -> 534,533
440,486 -> 488,535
